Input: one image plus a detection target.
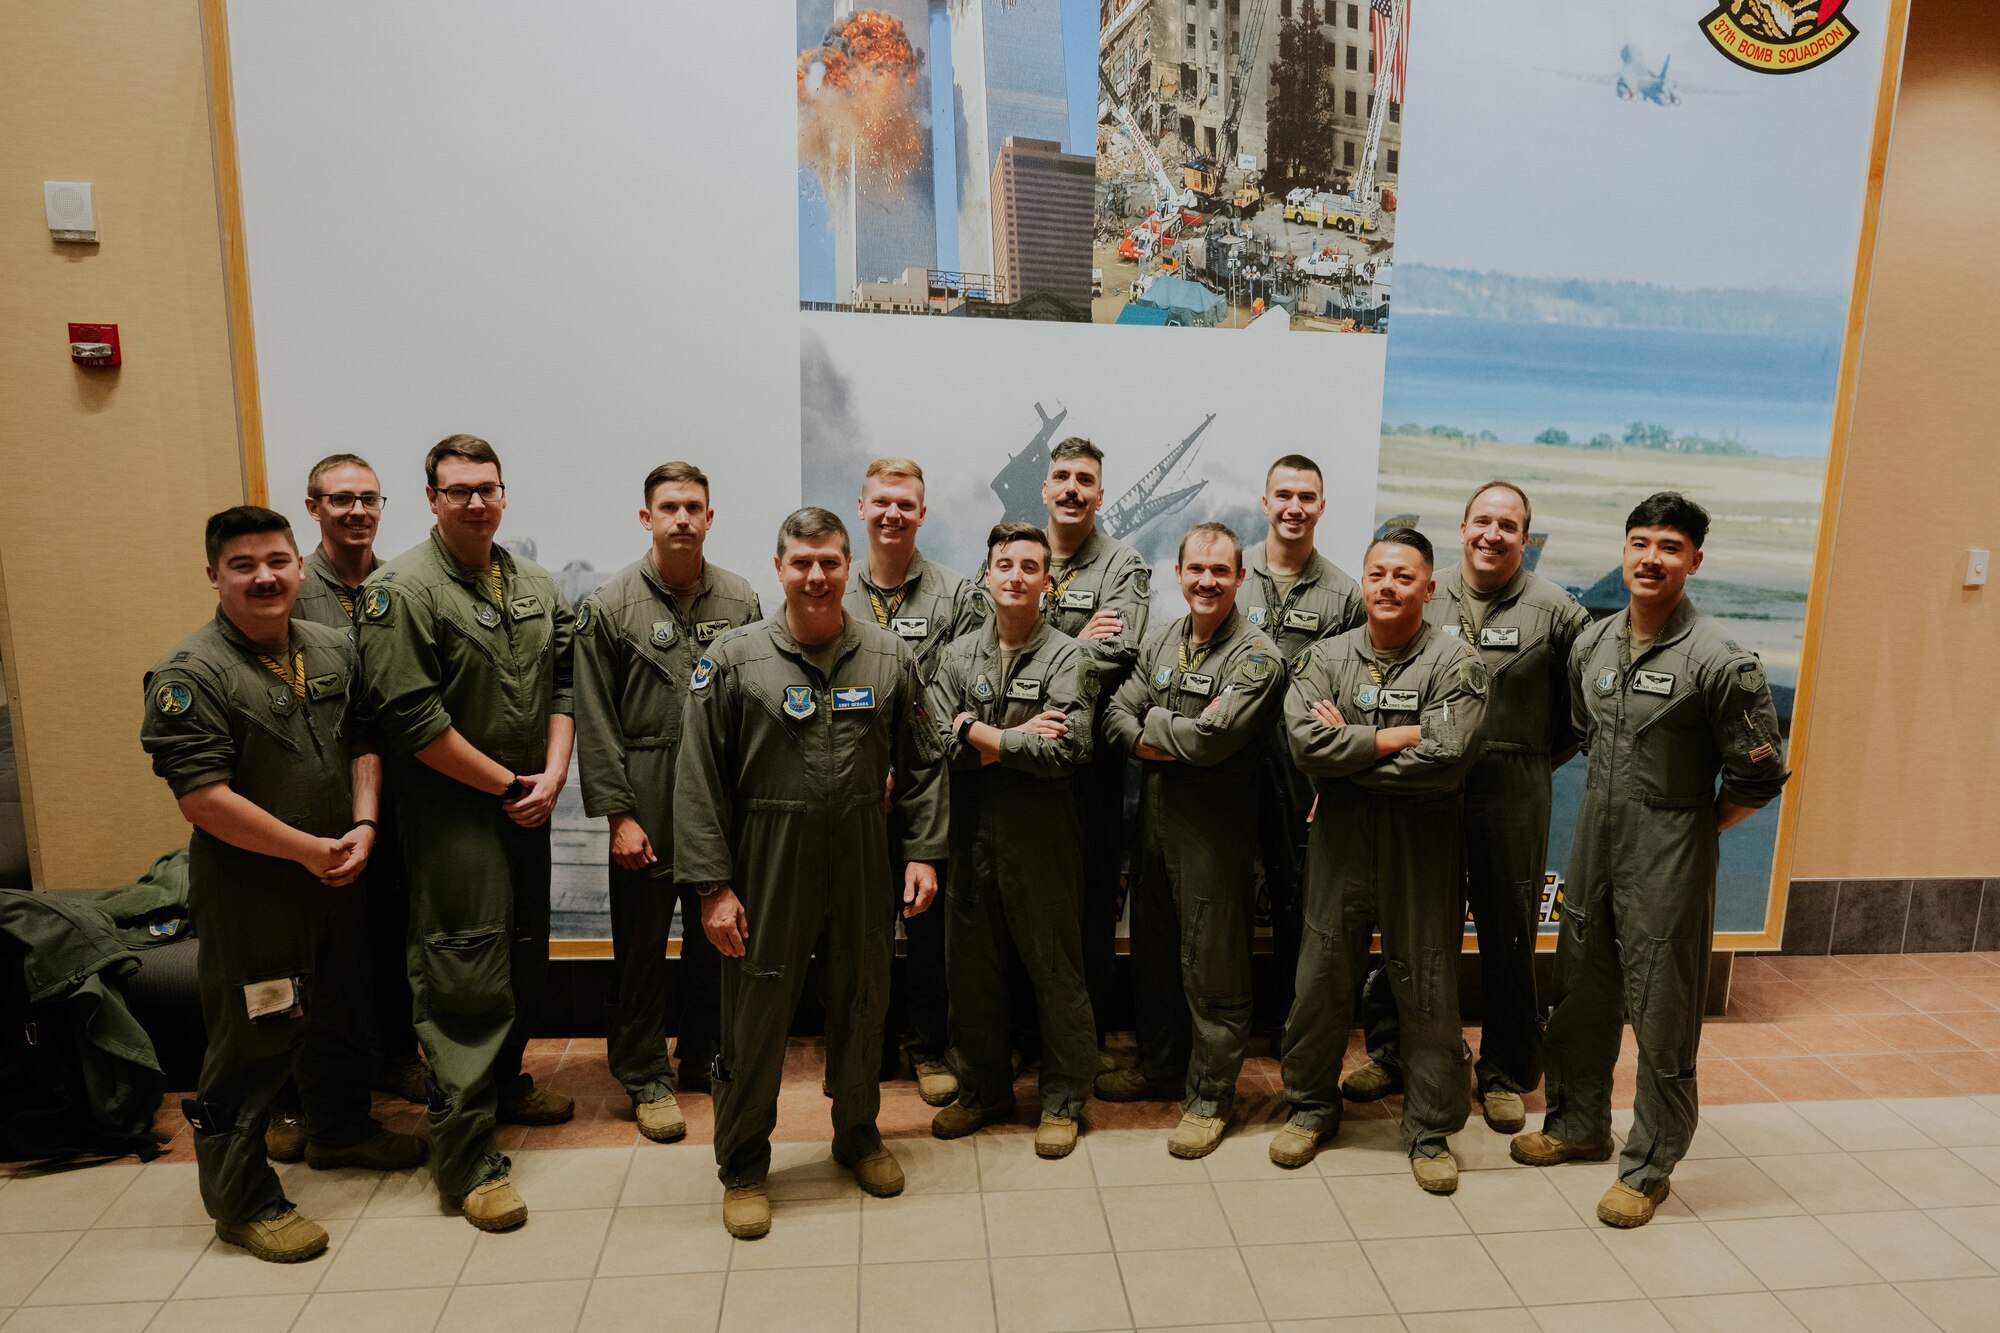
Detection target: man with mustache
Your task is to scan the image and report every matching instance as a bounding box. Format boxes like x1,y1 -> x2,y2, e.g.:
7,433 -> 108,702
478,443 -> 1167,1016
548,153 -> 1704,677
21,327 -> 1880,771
1343,482 -> 1588,1138
1103,523 -> 1285,1158
675,508 -> 948,1239
357,435 -> 575,1232
926,522 -> 1100,1159
1513,492 -> 1788,1228
1035,438 -> 1151,1068
573,461 -> 761,1144
142,507 -> 424,1263
1238,454 -> 1365,1026
1271,528 -> 1487,1193
846,457 -> 985,1107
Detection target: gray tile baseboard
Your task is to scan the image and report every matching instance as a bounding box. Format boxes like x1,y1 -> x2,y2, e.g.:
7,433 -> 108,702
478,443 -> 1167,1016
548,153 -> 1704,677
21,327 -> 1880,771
1779,876 -> 2000,955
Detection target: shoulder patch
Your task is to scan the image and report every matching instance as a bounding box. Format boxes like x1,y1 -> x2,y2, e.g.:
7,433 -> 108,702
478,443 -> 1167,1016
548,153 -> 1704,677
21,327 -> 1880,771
690,656 -> 715,691
361,586 -> 391,620
1237,652 -> 1275,684
1459,656 -> 1489,697
153,680 -> 193,716
1735,661 -> 1767,693
1134,566 -> 1151,598
574,600 -> 594,635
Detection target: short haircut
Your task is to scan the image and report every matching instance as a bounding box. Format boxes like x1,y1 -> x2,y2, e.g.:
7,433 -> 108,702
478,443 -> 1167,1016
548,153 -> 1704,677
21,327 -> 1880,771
644,460 -> 710,505
425,433 -> 503,488
986,521 -> 1051,563
1179,520 -> 1243,568
1625,491 -> 1711,548
1265,454 -> 1324,488
1049,436 -> 1104,469
205,505 -> 296,567
776,506 -> 851,558
1365,526 -> 1434,570
1464,479 -> 1533,529
864,456 -> 926,495
307,453 -> 377,494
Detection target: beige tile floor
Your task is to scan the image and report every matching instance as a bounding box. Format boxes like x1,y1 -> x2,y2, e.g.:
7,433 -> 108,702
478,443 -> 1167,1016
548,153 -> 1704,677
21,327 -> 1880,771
10,1095 -> 2000,1331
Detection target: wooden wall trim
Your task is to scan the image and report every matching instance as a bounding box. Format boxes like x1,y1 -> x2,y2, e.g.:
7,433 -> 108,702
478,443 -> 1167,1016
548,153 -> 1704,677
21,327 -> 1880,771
199,0 -> 268,506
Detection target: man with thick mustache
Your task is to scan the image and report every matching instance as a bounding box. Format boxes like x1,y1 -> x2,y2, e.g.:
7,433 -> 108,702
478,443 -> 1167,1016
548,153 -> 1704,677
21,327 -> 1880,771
1513,492 -> 1788,1228
1271,528 -> 1487,1194
1344,482 -> 1588,1137
845,457 -> 985,1106
1238,454 -> 1365,1025
1036,438 -> 1150,1057
1103,523 -> 1285,1158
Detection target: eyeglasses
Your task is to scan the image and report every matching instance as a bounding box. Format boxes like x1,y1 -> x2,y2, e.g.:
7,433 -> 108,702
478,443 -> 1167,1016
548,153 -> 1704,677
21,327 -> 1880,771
436,484 -> 506,507
313,492 -> 387,512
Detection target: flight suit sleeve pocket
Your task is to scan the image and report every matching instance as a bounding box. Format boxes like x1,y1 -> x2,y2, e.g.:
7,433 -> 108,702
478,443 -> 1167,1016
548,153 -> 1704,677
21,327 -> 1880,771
420,927 -> 511,1017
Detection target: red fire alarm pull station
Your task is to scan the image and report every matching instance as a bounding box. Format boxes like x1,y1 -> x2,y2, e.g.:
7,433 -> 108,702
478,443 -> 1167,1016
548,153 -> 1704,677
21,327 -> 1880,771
69,322 -> 120,368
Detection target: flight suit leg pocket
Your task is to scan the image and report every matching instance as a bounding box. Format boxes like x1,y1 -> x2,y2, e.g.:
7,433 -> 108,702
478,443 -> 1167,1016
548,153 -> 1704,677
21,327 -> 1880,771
420,927 -> 511,1017
241,973 -> 308,1023
1184,896 -> 1253,1021
1632,933 -> 1702,1075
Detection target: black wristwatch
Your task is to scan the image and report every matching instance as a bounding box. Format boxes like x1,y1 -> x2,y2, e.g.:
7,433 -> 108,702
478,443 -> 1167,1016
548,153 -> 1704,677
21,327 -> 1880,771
350,818 -> 379,833
956,715 -> 977,743
500,776 -> 526,802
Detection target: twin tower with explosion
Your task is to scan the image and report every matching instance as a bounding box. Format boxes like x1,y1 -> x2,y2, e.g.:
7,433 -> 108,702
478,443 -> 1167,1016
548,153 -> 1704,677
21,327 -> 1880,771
798,0 -> 1075,305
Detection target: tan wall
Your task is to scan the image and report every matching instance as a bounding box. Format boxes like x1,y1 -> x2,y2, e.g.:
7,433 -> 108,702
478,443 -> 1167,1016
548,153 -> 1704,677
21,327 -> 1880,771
0,1 -> 246,887
1789,2 -> 2000,879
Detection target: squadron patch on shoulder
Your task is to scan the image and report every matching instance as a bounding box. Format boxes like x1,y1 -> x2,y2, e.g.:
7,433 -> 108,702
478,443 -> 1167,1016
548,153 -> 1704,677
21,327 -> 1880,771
1134,567 -> 1151,598
574,601 -> 593,634
690,657 -> 715,691
1735,661 -> 1767,693
1460,658 -> 1489,696
1238,653 -> 1275,684
361,587 -> 391,621
154,681 -> 192,716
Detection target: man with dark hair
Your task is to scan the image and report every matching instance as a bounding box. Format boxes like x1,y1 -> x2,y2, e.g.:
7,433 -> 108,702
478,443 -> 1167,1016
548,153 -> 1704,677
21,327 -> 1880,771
1272,528 -> 1488,1193
675,507 -> 948,1238
1344,481 -> 1588,1137
1037,437 -> 1150,1060
574,461 -> 760,1144
927,522 -> 1099,1159
1513,491 -> 1787,1228
1239,454 -> 1365,1026
357,435 -> 575,1232
1104,522 -> 1285,1158
143,507 -> 423,1264
847,457 -> 985,1106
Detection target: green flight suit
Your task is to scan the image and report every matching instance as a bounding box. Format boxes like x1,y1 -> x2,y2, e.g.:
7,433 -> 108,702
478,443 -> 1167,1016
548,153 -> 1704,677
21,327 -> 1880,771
1362,567 -> 1588,1095
844,552 -> 985,1068
927,620 -> 1099,1116
1542,598 -> 1788,1190
574,556 -> 761,1104
1104,610 -> 1285,1118
674,617 -> 948,1188
141,612 -> 382,1224
356,529 -> 573,1198
1279,622 -> 1487,1157
294,545 -> 416,1083
1237,544 -> 1364,1020
1039,529 -> 1150,1029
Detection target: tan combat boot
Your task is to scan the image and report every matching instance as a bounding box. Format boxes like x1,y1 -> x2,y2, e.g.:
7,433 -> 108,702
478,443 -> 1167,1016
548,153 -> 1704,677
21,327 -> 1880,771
498,1081 -> 574,1126
1269,1117 -> 1333,1168
914,1059 -> 960,1108
1597,1179 -> 1670,1228
1035,1112 -> 1079,1159
305,1129 -> 427,1172
842,1148 -> 906,1198
636,1093 -> 687,1143
1093,1067 -> 1182,1103
1482,1089 -> 1527,1134
264,1112 -> 305,1163
459,1176 -> 528,1232
931,1098 -> 1016,1140
215,1208 -> 328,1263
1339,1061 -> 1402,1102
1411,1150 -> 1460,1195
1509,1130 -> 1614,1167
1167,1113 -> 1228,1160
724,1185 -> 771,1238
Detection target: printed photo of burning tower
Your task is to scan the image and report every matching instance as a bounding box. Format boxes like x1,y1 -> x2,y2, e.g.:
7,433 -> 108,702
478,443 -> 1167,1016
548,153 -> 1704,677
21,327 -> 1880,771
798,0 -> 1100,323
1095,0 -> 1409,331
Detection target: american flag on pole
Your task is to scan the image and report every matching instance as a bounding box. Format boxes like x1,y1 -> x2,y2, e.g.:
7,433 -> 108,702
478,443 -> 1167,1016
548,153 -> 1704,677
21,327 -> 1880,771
1370,0 -> 1408,105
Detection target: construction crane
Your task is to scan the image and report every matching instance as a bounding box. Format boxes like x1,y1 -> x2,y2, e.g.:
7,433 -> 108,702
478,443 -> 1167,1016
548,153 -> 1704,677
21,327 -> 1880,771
1099,62 -> 1194,219
1219,0 -> 1274,168
1101,414 -> 1215,539
1353,0 -> 1404,222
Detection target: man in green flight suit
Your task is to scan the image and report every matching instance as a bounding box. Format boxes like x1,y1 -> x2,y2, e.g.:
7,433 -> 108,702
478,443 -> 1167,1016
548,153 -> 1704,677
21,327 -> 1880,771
845,456 -> 984,1106
1513,492 -> 1789,1228
1034,439 -> 1150,1068
574,461 -> 761,1144
142,507 -> 424,1264
1237,454 -> 1365,1027
1345,481 -> 1589,1137
356,434 -> 575,1232
1273,528 -> 1488,1193
926,522 -> 1100,1160
1105,522 -> 1286,1159
294,453 -> 428,1113
675,508 -> 949,1240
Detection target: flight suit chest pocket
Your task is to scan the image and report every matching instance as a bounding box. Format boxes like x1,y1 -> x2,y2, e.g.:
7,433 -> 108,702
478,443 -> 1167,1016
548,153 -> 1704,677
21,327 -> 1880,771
1629,676 -> 1696,737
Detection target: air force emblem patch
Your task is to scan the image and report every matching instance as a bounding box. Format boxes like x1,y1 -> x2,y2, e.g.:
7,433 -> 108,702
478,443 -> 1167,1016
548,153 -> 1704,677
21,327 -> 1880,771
1355,684 -> 1379,709
361,587 -> 390,620
784,685 -> 816,718
155,681 -> 192,715
1248,606 -> 1268,628
1594,667 -> 1618,695
690,657 -> 715,691
651,620 -> 675,647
